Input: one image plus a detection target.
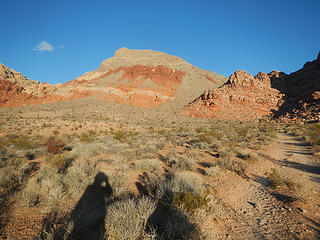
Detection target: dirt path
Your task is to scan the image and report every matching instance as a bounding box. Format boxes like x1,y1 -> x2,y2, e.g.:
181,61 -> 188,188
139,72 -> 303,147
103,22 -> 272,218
211,132 -> 320,239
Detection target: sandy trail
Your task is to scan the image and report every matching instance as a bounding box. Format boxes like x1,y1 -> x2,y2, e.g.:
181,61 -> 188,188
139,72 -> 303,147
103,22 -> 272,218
212,132 -> 320,240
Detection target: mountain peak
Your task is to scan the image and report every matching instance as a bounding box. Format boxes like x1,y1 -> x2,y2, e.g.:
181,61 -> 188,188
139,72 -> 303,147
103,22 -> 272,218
99,47 -> 187,71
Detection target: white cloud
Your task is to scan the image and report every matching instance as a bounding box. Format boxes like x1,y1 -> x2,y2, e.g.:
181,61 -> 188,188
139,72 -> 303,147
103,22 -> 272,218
33,41 -> 54,52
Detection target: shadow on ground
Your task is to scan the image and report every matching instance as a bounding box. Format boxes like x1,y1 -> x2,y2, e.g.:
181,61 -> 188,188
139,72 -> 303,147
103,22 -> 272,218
277,160 -> 320,175
38,172 -> 112,240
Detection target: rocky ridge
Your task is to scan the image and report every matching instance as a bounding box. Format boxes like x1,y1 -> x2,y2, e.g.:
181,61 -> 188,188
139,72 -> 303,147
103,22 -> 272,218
181,53 -> 320,122
270,52 -> 320,122
180,70 -> 282,120
0,64 -> 96,107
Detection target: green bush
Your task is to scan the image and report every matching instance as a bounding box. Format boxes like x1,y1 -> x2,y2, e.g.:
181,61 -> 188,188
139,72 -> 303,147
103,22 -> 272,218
172,191 -> 210,213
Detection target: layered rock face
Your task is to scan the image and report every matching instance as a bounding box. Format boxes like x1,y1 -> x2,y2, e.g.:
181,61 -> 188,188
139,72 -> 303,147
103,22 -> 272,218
270,52 -> 320,122
0,63 -> 97,107
65,47 -> 226,108
181,53 -> 320,122
180,70 -> 282,120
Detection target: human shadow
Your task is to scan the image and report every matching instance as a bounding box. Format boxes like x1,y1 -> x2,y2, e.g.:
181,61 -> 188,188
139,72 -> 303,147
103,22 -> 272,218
39,172 -> 112,240
69,172 -> 112,240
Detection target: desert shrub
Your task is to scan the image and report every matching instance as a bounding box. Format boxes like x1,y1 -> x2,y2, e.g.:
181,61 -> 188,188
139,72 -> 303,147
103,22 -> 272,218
307,124 -> 320,145
172,191 -> 210,213
79,130 -> 98,143
205,165 -> 223,177
0,157 -> 29,190
71,142 -> 105,158
19,167 -> 66,207
236,149 -> 259,162
46,136 -> 66,154
46,154 -> 73,174
157,172 -> 204,204
108,172 -> 131,200
53,130 -> 59,135
217,158 -> 246,175
160,153 -> 195,171
105,197 -> 157,240
64,160 -> 96,197
265,168 -> 298,190
138,172 -> 164,196
134,159 -> 163,172
217,149 -> 247,174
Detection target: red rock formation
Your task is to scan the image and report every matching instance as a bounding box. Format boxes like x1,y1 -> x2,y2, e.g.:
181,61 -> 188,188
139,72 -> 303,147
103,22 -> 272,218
182,52 -> 320,122
68,65 -> 185,108
180,70 -> 282,121
270,52 -> 320,122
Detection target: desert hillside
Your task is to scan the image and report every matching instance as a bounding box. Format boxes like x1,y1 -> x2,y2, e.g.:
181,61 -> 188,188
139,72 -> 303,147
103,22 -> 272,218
182,53 -> 320,122
0,51 -> 319,240
0,48 -> 226,109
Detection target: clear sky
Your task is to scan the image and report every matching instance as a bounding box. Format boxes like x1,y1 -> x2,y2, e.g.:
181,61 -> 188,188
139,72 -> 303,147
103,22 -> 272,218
1,0 -> 319,84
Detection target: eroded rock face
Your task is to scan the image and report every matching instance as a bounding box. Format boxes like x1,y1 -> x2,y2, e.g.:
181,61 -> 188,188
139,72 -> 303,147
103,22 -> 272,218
270,52 -> 320,123
182,52 -> 320,122
181,70 -> 283,121
66,65 -> 184,108
0,48 -> 225,108
0,63 -> 98,107
66,48 -> 224,108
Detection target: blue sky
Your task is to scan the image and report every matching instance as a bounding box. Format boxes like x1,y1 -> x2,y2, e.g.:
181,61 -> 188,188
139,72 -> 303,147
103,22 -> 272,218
1,0 -> 319,84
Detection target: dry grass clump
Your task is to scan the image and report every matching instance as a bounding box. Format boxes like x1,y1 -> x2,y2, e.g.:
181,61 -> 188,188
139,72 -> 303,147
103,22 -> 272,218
79,130 -> 98,143
46,153 -> 73,174
105,197 -> 157,240
71,142 -> 106,158
217,149 -> 247,175
205,165 -> 223,178
19,160 -> 97,208
236,149 -> 259,162
306,123 -> 320,146
0,156 -> 29,191
134,159 -> 163,173
108,171 -> 131,200
159,153 -> 196,171
265,168 -> 298,190
157,171 -> 205,204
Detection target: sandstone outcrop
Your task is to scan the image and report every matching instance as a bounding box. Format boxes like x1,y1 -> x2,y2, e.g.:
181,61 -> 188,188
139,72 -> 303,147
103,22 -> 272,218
181,52 -> 320,122
270,52 -> 320,123
180,70 -> 282,120
0,63 -> 97,107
